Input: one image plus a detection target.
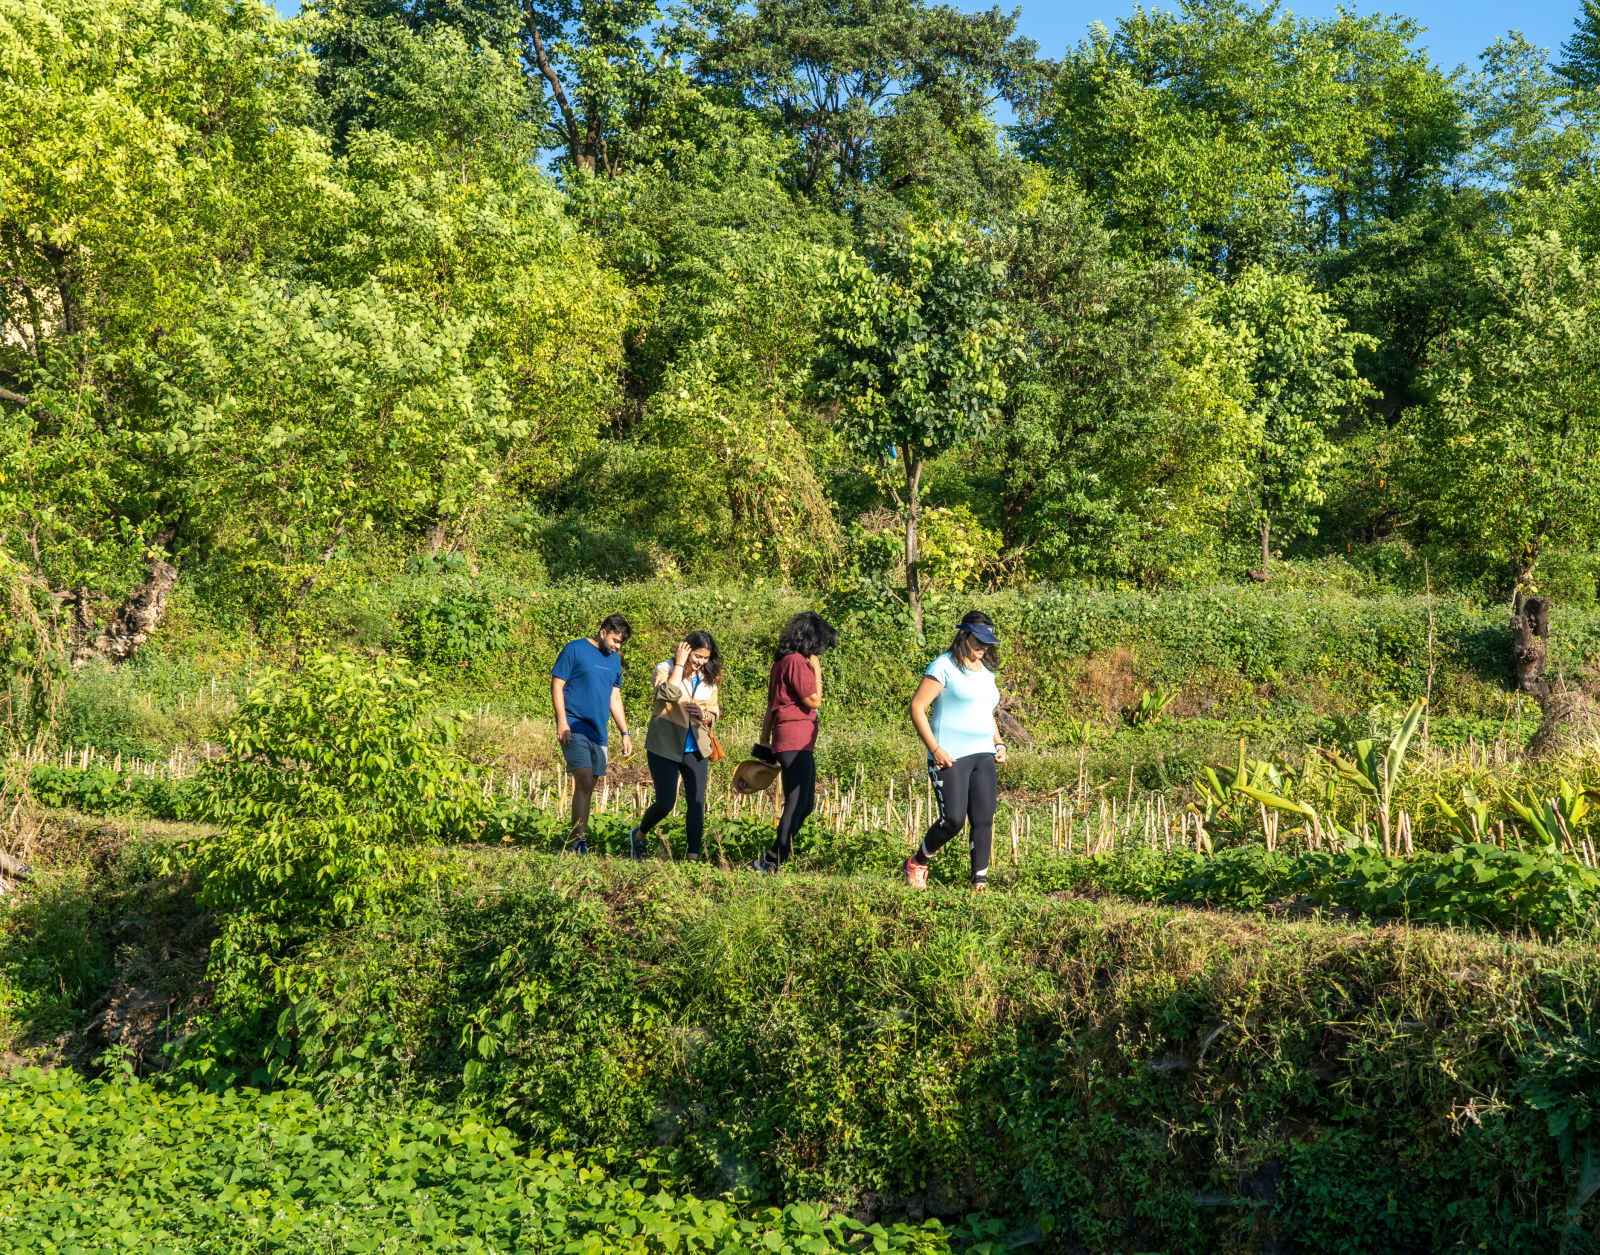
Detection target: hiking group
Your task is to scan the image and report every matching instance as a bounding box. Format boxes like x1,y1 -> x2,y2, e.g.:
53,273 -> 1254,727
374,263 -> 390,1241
549,610 -> 1009,890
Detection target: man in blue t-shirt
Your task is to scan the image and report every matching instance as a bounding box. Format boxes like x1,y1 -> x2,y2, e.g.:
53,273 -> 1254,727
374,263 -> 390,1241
550,613 -> 634,853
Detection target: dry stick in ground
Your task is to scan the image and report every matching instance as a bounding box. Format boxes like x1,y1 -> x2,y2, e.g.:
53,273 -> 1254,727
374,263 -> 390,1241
1423,558 -> 1436,751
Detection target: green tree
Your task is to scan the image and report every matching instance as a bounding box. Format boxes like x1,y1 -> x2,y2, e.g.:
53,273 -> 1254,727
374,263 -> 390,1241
984,181 -> 1258,586
0,0 -> 335,658
688,0 -> 1041,227
151,280 -> 518,597
0,0 -> 627,657
1412,233 -> 1600,585
814,226 -> 1009,634
1018,0 -> 1462,270
1211,268 -> 1373,577
1557,0 -> 1600,90
548,119 -> 847,582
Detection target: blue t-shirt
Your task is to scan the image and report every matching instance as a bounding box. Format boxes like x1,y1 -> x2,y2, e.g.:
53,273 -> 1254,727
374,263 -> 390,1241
683,674 -> 702,754
551,638 -> 622,745
924,652 -> 999,762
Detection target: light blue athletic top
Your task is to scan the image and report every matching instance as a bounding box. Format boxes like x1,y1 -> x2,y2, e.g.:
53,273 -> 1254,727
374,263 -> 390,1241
684,675 -> 701,754
924,652 -> 999,762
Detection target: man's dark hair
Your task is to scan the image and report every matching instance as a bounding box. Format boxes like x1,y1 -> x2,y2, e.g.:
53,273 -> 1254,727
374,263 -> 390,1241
776,611 -> 838,660
599,613 -> 633,642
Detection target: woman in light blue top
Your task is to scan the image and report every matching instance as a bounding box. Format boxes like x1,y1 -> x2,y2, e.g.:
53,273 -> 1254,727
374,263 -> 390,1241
903,610 -> 1007,891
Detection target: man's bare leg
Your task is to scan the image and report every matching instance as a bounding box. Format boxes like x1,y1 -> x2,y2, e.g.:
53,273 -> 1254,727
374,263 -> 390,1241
569,767 -> 598,850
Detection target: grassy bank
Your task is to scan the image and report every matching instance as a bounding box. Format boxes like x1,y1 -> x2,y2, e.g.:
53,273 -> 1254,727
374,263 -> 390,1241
9,815 -> 1599,1253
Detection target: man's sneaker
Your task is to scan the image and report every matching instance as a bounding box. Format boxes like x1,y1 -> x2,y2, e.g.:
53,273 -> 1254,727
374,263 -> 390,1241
902,857 -> 928,889
752,851 -> 779,875
629,826 -> 648,861
971,882 -> 988,894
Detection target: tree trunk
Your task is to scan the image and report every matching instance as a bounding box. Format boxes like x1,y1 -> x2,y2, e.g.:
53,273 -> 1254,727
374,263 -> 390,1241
70,529 -> 179,668
904,454 -> 924,639
1248,517 -> 1271,582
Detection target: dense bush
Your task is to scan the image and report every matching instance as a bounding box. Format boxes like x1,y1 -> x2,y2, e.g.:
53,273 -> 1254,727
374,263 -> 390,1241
183,654 -> 486,926
169,858 -> 1599,1253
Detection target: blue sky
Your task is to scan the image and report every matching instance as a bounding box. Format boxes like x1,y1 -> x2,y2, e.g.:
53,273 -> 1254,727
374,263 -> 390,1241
269,0 -> 1587,85
960,0 -> 1583,75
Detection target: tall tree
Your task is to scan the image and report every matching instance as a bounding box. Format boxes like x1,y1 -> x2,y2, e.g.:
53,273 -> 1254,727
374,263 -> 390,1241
814,226 -> 1009,634
985,181 -> 1258,586
1017,0 -> 1462,270
1557,0 -> 1600,90
1412,233 -> 1600,586
689,0 -> 1041,226
0,0 -> 333,659
1209,268 -> 1373,577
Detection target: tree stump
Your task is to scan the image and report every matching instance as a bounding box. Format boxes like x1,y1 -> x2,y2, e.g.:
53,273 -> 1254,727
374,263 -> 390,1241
1510,592 -> 1551,697
997,692 -> 1035,751
1527,684 -> 1597,760
1511,592 -> 1596,759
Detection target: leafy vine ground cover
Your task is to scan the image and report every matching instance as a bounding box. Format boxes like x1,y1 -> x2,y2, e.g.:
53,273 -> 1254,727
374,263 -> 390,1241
0,1067 -> 964,1254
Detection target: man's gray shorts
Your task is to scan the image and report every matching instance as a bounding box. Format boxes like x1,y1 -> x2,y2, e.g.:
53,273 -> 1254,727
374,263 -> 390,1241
562,734 -> 608,776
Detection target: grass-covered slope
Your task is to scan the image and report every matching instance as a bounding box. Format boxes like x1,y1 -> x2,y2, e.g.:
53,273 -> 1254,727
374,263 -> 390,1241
182,853 -> 1600,1254
69,579 -> 1600,775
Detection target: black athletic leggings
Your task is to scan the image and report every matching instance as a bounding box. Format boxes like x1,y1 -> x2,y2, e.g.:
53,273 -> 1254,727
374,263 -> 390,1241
770,750 -> 816,864
911,752 -> 997,885
640,750 -> 708,856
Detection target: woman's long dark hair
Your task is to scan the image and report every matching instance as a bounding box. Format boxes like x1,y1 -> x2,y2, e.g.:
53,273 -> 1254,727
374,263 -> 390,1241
684,630 -> 724,684
775,611 -> 838,661
948,610 -> 999,672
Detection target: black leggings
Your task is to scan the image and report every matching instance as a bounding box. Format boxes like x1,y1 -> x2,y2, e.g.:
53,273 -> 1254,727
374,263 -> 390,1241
770,750 -> 816,864
912,752 -> 997,885
640,750 -> 709,855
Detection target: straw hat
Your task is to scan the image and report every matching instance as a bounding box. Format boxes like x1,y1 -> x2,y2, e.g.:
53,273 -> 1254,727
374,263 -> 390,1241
732,758 -> 781,794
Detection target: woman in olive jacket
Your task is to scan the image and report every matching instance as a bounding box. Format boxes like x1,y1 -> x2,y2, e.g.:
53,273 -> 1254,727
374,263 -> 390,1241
630,630 -> 722,861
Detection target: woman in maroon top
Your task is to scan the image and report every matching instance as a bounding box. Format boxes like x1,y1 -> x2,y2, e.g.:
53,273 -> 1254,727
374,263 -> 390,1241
753,611 -> 838,873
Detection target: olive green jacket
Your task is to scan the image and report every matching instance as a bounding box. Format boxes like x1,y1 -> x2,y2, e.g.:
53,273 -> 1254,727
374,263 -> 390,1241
643,660 -> 721,760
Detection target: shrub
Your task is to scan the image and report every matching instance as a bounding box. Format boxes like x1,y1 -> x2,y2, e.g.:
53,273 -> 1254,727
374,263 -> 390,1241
400,575 -> 510,670
185,654 -> 482,925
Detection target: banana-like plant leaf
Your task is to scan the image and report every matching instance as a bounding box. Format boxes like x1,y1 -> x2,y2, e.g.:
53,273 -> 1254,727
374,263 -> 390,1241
1384,698 -> 1426,788
1234,782 -> 1318,818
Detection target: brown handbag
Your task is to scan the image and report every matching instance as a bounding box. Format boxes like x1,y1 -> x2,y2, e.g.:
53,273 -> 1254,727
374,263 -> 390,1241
706,729 -> 726,764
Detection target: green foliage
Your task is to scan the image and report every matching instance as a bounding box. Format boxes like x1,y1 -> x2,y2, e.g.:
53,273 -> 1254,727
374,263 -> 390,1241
0,1068 -> 962,1254
186,654 -> 480,924
27,765 -> 190,819
1558,0 -> 1600,90
1414,233 -> 1600,583
1209,267 -> 1374,568
0,870 -> 110,1036
1019,0 -> 1461,268
1294,845 -> 1600,936
185,858 -> 1598,1250
401,576 -> 510,670
987,180 -> 1258,585
1122,686 -> 1175,728
0,555 -> 64,747
688,0 -> 1040,225
815,225 -> 1010,626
